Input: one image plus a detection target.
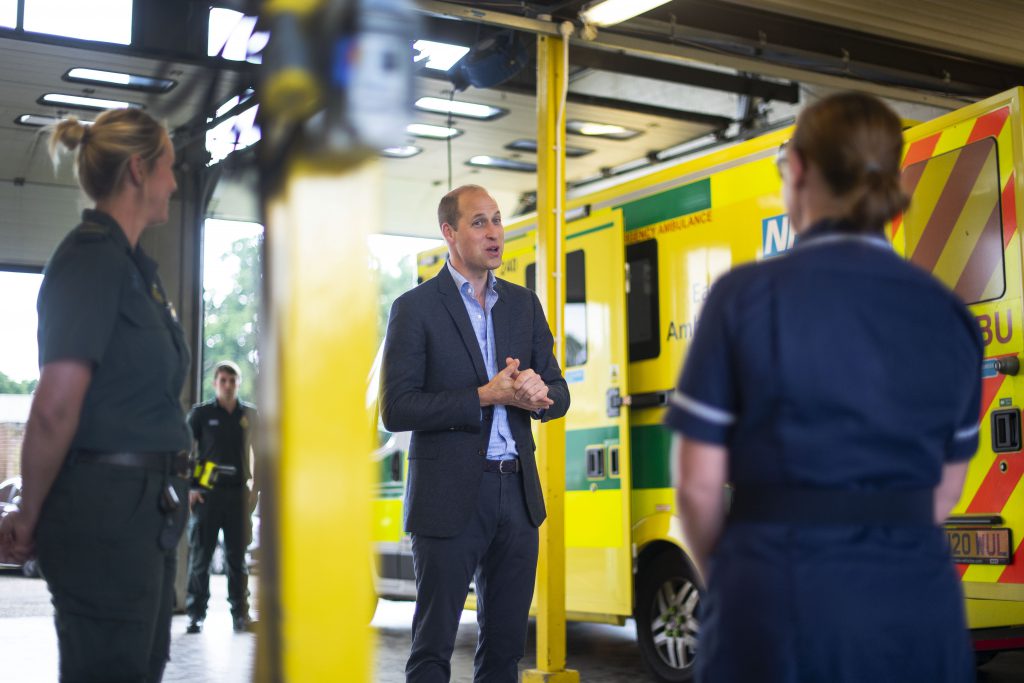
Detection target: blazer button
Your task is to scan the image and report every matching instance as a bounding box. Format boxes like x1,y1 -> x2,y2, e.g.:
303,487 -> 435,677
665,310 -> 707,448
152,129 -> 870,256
478,449 -> 484,456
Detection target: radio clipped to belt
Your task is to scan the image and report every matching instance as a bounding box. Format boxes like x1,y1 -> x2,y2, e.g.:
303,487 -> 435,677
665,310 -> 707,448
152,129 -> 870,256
192,460 -> 238,490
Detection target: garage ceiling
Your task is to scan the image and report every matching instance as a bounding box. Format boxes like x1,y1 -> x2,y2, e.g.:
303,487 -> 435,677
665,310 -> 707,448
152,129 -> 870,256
2,0 -> 1024,256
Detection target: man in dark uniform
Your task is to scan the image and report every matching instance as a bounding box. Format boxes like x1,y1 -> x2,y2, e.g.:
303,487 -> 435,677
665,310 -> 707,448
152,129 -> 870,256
184,360 -> 258,633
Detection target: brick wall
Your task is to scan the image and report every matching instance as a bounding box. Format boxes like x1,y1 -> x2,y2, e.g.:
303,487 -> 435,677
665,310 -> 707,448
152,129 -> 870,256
0,423 -> 24,481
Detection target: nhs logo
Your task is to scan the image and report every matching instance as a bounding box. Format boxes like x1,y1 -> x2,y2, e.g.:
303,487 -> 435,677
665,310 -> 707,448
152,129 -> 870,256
762,214 -> 794,258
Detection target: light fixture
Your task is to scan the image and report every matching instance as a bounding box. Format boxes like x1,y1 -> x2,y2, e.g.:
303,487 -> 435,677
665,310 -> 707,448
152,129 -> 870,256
381,145 -> 422,159
407,123 -> 462,140
655,133 -> 722,162
566,119 -> 640,140
38,93 -> 140,111
64,68 -> 176,93
505,139 -> 593,157
413,40 -> 471,71
467,155 -> 536,173
607,157 -> 651,175
414,97 -> 507,121
16,113 -> 93,127
579,0 -> 672,28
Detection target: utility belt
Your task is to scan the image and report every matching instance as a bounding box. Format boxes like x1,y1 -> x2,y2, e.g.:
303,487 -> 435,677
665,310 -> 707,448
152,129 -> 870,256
191,460 -> 240,491
69,449 -> 189,479
728,485 -> 934,527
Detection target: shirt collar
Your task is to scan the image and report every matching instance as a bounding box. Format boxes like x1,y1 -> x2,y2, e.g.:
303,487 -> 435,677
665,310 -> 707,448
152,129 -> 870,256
793,217 -> 891,251
447,259 -> 497,297
82,208 -> 132,253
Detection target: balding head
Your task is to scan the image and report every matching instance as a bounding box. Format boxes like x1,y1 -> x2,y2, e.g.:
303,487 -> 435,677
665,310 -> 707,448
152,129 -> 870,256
438,184 -> 491,231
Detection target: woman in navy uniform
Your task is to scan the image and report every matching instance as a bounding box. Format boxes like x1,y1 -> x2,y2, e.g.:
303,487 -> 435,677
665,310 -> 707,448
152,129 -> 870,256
0,109 -> 190,682
667,92 -> 981,682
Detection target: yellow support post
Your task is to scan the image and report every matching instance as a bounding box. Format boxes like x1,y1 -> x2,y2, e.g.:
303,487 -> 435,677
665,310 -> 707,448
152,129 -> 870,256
258,156 -> 380,681
523,32 -> 579,683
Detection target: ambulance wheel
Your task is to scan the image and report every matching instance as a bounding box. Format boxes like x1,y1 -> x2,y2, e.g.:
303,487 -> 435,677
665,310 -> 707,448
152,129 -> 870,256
635,549 -> 700,683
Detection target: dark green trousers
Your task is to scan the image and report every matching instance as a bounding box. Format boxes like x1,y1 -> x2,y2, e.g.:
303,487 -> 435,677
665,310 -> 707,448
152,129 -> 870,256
185,486 -> 250,619
36,461 -> 188,683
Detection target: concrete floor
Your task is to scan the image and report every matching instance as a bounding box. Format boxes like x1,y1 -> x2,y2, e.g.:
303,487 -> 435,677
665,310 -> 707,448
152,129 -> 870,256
2,569 -> 1023,682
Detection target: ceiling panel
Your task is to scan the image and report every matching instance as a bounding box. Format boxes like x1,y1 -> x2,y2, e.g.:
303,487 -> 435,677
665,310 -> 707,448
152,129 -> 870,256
719,0 -> 1024,68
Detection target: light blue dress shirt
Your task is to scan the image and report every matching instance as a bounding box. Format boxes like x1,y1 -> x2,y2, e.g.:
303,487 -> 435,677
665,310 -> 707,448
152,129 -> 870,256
447,261 -> 517,460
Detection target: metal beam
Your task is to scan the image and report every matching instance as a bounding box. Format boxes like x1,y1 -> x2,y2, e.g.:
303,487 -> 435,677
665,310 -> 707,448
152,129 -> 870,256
417,0 -> 561,36
570,45 -> 800,103
523,30 -> 579,683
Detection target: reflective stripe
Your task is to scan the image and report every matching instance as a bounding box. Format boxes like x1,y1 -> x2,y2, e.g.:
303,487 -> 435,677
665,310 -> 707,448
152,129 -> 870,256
954,424 -> 980,441
670,391 -> 736,426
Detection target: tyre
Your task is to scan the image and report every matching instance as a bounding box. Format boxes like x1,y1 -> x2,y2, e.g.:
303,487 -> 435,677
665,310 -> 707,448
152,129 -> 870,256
635,549 -> 701,683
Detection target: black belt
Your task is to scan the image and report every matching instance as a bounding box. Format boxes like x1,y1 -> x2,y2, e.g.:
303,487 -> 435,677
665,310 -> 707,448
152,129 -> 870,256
70,449 -> 189,478
729,485 -> 934,527
483,458 -> 520,474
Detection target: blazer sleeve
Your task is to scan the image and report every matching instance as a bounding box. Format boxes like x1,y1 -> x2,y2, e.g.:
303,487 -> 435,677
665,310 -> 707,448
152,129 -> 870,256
529,291 -> 570,422
379,294 -> 482,433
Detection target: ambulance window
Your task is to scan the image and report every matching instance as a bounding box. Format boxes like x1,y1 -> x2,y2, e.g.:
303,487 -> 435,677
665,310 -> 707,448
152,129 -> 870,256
524,249 -> 588,367
902,137 -> 1005,304
626,239 -> 660,362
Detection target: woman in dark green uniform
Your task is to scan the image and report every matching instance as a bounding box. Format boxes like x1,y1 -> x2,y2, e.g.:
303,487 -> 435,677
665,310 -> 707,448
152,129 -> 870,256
0,109 -> 190,682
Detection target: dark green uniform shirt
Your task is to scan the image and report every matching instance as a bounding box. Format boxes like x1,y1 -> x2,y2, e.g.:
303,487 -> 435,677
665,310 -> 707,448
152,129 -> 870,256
187,399 -> 257,489
37,209 -> 191,452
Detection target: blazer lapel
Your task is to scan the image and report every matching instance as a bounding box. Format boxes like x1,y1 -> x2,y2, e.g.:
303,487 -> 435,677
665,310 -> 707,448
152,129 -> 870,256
437,267 -> 490,384
492,280 -> 511,370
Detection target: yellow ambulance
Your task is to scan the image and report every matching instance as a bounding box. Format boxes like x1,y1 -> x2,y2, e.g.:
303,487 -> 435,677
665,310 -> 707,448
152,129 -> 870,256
372,87 -> 1024,681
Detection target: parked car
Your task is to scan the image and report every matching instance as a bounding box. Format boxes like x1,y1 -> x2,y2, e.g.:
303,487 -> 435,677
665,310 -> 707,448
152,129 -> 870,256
0,476 -> 41,578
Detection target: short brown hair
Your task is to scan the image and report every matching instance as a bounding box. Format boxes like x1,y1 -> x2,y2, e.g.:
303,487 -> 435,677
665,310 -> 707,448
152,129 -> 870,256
48,108 -> 168,201
437,184 -> 488,230
214,360 -> 241,381
791,92 -> 909,232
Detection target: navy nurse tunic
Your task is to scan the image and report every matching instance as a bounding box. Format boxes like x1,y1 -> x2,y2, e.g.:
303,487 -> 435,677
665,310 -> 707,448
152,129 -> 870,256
665,218 -> 982,683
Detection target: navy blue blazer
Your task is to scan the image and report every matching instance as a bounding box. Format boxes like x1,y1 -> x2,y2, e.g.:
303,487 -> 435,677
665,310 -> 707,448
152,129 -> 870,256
380,266 -> 570,537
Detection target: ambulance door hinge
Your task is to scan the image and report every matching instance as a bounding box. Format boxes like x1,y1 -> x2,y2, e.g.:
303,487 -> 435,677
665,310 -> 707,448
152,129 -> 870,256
995,355 -> 1020,376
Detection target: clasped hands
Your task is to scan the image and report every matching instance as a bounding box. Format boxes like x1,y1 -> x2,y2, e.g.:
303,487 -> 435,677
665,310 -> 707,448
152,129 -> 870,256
478,357 -> 554,412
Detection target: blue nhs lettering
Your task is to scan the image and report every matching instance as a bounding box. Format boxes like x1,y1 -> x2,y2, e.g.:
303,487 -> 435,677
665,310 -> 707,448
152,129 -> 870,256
762,214 -> 794,258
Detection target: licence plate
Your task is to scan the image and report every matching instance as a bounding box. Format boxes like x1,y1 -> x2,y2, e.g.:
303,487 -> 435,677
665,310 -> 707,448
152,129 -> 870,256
945,527 -> 1012,564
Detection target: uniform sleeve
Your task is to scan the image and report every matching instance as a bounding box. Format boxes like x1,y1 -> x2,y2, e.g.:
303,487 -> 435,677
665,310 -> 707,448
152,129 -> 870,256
948,314 -> 984,462
37,244 -> 126,367
663,277 -> 739,446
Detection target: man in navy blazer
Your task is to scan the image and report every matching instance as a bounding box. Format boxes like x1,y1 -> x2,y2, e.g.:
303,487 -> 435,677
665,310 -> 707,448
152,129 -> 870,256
381,185 -> 569,682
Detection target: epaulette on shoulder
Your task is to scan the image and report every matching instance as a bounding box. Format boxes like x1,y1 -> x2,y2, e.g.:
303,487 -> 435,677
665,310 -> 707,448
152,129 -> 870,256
73,222 -> 112,243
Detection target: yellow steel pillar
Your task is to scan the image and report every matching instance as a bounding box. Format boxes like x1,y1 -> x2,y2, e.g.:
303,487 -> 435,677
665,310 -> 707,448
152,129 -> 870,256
523,31 -> 578,683
256,3 -> 379,680
260,158 -> 379,682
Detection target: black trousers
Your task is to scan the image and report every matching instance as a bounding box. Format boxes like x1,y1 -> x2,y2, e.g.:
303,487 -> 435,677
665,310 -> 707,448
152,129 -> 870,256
185,486 -> 250,619
406,470 -> 539,683
36,461 -> 188,683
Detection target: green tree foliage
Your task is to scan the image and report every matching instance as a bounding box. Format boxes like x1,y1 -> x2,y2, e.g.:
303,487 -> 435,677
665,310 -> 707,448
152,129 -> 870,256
374,252 -> 416,342
202,236 -> 261,403
0,371 -> 36,395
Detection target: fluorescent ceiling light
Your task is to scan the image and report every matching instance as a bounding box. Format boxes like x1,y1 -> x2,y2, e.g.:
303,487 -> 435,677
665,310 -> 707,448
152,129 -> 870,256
16,113 -> 92,127
39,93 -> 140,111
413,40 -> 470,71
64,68 -> 176,93
580,0 -> 671,27
467,155 -> 536,173
566,120 -> 640,140
415,97 -> 506,121
407,123 -> 461,140
381,145 -> 422,159
506,139 -> 593,157
608,157 -> 650,175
